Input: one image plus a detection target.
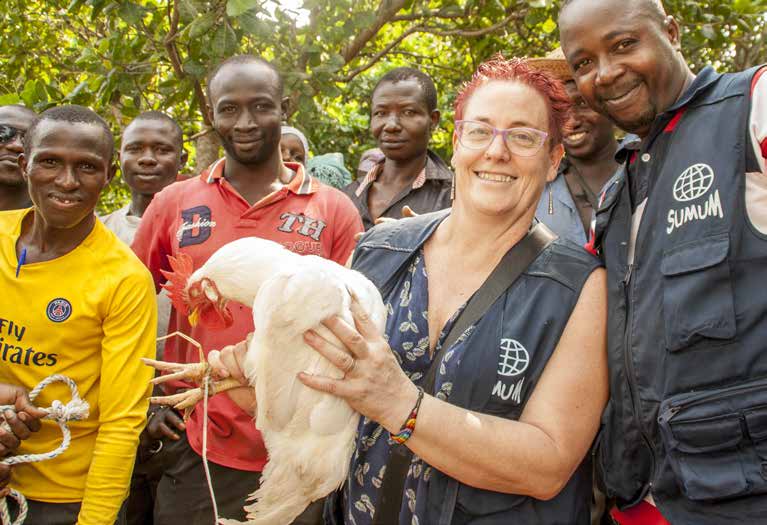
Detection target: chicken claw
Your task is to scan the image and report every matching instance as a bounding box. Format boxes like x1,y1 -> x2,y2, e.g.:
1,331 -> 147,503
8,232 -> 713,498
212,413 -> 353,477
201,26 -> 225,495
142,331 -> 244,419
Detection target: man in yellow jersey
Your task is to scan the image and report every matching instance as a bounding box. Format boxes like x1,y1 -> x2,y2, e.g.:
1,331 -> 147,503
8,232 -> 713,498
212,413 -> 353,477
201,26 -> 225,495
0,105 -> 157,524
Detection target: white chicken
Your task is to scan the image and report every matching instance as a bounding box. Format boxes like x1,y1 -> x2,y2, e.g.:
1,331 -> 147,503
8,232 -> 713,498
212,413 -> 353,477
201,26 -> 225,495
145,237 -> 387,525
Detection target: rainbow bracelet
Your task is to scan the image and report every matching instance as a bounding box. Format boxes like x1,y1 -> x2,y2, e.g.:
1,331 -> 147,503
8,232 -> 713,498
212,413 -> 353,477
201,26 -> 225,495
391,387 -> 425,445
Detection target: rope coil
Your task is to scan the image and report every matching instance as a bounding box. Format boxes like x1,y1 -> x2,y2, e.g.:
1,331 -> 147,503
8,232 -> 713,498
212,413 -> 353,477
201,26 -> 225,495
0,375 -> 89,525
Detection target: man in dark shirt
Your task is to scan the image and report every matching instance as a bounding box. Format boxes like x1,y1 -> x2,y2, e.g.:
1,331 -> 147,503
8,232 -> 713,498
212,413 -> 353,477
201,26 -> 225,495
344,67 -> 452,229
0,104 -> 36,211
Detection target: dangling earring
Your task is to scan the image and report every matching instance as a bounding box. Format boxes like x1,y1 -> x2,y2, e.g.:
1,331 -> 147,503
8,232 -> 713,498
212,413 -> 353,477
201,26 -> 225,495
547,182 -> 554,215
450,176 -> 456,201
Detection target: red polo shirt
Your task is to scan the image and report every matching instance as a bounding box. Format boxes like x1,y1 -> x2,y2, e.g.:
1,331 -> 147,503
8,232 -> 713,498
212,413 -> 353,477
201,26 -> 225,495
132,159 -> 363,471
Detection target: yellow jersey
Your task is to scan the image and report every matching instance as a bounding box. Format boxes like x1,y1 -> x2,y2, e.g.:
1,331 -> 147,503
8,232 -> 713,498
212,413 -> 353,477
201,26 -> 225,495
0,208 -> 156,524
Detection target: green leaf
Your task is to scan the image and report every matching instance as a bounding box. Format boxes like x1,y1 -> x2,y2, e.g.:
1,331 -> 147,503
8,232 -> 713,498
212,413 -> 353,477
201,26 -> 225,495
541,17 -> 556,34
67,0 -> 86,12
178,0 -> 199,23
239,8 -> 269,36
0,94 -> 21,105
117,2 -> 143,25
184,60 -> 207,78
65,81 -> 90,100
212,23 -> 238,56
189,12 -> 217,39
226,0 -> 258,18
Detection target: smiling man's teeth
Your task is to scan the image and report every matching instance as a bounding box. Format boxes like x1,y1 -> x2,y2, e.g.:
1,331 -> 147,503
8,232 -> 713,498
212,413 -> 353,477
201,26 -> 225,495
476,172 -> 513,182
567,132 -> 586,141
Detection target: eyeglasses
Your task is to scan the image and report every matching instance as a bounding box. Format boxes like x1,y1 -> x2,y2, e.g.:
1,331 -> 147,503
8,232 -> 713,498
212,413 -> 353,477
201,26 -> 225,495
455,120 -> 548,157
0,125 -> 24,145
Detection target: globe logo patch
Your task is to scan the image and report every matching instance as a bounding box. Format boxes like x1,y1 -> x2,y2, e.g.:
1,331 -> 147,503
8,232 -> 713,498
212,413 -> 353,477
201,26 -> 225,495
673,164 -> 714,202
46,298 -> 72,323
497,339 -> 529,377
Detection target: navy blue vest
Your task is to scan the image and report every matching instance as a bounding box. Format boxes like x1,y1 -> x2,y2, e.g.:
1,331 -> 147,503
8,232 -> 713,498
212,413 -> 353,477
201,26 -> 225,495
336,210 -> 602,525
594,66 -> 767,524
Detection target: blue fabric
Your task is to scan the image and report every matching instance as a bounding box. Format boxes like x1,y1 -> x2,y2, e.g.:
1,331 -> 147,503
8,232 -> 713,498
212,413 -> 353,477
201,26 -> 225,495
535,173 -> 587,246
345,249 -> 470,525
326,210 -> 600,525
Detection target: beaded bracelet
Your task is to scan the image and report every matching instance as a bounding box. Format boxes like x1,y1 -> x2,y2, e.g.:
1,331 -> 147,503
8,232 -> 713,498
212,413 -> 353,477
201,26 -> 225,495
390,387 -> 425,445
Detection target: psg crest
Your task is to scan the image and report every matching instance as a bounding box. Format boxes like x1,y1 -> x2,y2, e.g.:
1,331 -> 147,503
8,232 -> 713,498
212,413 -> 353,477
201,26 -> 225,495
47,298 -> 72,323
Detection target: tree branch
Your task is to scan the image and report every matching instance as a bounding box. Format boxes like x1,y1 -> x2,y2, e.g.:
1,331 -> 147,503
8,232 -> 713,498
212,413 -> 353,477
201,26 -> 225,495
335,24 -> 424,82
421,11 -> 521,37
391,10 -> 464,22
340,0 -> 409,64
163,0 -> 211,126
335,10 -> 521,83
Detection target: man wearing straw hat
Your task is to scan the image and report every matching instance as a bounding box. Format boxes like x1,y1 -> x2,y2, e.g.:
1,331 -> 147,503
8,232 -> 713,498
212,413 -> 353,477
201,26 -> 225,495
527,48 -> 619,246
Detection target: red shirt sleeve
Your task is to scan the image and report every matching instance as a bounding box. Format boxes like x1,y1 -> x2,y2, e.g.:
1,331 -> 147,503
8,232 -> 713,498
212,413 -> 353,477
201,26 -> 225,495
131,191 -> 174,293
328,190 -> 364,266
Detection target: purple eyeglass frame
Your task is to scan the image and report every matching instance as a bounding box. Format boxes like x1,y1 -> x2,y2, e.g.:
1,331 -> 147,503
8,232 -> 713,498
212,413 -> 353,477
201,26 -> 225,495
455,120 -> 548,156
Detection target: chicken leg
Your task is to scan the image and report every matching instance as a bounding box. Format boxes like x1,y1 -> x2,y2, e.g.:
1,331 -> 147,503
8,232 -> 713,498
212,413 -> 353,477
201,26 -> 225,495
142,331 -> 242,419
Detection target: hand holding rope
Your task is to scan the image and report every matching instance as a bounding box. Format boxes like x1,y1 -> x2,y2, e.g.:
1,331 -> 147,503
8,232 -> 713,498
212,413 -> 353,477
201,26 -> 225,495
0,375 -> 89,525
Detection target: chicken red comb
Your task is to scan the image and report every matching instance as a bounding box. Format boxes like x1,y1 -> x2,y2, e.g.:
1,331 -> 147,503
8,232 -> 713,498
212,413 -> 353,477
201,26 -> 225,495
160,253 -> 194,316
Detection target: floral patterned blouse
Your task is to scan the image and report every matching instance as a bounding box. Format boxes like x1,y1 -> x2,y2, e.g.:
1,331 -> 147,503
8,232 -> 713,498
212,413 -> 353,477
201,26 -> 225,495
344,248 -> 473,525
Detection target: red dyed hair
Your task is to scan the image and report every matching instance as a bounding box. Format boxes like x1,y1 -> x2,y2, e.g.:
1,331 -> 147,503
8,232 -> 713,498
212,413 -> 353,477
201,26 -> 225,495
454,54 -> 572,145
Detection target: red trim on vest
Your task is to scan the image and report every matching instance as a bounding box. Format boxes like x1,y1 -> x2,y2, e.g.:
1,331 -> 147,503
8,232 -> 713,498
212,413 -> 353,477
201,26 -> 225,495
629,151 -> 638,165
664,107 -> 687,133
584,233 -> 597,256
610,501 -> 670,525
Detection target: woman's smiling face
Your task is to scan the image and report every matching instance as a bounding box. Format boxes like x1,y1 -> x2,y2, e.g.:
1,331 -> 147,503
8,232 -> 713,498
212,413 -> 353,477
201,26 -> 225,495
452,80 -> 563,221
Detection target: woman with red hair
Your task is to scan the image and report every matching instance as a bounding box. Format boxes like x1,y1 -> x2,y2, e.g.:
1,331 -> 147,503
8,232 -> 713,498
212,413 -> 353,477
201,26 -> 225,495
213,55 -> 608,525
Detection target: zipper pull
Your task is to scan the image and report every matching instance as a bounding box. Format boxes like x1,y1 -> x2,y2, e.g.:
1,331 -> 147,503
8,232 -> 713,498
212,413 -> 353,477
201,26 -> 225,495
658,406 -> 681,424
623,263 -> 634,286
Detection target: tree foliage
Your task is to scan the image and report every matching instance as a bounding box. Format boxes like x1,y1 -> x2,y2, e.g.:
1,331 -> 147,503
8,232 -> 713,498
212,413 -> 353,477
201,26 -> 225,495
1,0 -> 764,212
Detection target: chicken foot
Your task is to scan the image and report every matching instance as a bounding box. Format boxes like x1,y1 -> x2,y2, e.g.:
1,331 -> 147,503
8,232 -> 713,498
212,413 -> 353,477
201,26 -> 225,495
142,331 -> 242,419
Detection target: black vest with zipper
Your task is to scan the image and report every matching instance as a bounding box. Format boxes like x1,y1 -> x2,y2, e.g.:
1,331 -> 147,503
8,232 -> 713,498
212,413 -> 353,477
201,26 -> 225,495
324,211 -> 601,525
594,65 -> 767,524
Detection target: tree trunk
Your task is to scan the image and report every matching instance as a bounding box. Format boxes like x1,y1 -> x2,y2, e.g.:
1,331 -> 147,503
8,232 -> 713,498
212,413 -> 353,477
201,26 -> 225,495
194,131 -> 221,175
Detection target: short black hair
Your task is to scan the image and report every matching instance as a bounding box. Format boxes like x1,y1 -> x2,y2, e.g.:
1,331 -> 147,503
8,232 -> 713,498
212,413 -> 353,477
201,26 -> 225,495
126,110 -> 184,148
372,67 -> 439,113
206,55 -> 283,103
0,104 -> 37,119
24,104 -> 114,161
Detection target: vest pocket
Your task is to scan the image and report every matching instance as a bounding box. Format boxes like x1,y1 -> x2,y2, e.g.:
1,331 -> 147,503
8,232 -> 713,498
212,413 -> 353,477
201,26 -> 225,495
660,234 -> 735,351
658,377 -> 767,501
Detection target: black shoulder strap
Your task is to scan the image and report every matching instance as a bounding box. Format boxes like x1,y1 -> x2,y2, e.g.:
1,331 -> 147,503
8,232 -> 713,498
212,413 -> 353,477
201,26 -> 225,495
372,222 -> 557,524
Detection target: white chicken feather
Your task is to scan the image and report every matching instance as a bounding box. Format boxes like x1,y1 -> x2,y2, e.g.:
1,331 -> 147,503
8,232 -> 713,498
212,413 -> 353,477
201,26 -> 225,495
162,237 -> 387,525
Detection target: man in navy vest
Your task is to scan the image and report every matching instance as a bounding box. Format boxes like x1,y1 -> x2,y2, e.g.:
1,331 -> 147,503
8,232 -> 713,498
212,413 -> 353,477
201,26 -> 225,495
559,1 -> 767,524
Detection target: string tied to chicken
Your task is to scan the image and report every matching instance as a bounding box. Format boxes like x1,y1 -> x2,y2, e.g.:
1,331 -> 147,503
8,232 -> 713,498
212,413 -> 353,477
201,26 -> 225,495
144,331 -> 243,524
0,375 -> 89,525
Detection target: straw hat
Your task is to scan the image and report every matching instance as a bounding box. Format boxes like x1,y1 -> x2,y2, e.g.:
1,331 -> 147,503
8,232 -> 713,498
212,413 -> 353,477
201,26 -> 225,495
526,47 -> 573,81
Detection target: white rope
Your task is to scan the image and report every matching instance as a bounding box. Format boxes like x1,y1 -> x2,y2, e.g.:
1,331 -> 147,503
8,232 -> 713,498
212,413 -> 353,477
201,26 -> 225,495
0,375 -> 89,525
201,371 -> 219,524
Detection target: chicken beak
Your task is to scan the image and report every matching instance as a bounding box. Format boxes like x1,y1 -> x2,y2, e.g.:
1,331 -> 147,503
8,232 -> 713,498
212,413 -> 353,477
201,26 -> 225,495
188,308 -> 200,327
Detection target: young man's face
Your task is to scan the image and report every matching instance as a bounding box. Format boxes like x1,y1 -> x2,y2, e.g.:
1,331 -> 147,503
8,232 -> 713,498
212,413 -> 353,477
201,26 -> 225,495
562,80 -> 616,160
370,79 -> 438,162
209,62 -> 285,166
0,106 -> 36,187
559,0 -> 686,138
20,120 -> 114,229
120,119 -> 185,196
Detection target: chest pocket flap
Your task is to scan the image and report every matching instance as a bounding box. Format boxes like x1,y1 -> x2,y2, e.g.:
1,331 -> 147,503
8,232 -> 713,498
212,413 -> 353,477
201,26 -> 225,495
660,233 -> 735,351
